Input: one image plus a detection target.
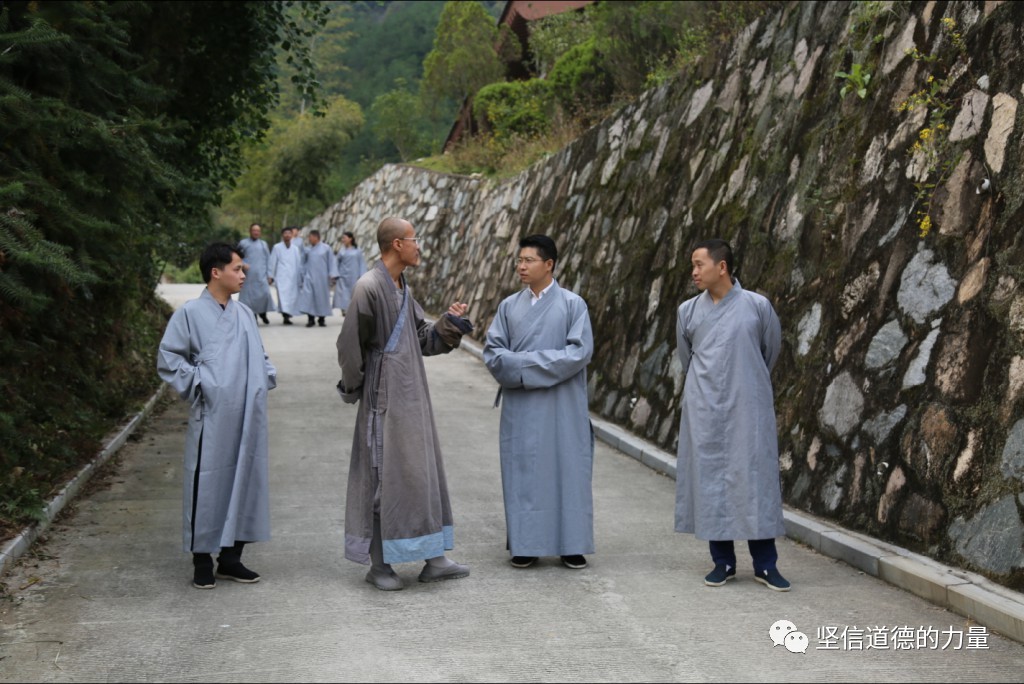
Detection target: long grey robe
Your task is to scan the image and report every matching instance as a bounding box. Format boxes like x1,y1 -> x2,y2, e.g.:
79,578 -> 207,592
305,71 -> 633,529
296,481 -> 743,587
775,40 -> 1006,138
156,289 -> 277,553
333,246 -> 367,312
674,279 -> 786,541
483,281 -> 595,557
299,241 -> 338,318
237,237 -> 276,315
269,241 -> 302,316
336,261 -> 469,565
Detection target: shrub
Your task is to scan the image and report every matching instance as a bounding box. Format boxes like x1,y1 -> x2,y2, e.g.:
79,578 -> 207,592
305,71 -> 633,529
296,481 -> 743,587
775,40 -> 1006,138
474,79 -> 556,140
547,38 -> 614,121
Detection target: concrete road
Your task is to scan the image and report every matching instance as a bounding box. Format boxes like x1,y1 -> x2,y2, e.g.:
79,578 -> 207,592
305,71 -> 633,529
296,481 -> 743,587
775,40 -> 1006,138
1,284 -> 1022,682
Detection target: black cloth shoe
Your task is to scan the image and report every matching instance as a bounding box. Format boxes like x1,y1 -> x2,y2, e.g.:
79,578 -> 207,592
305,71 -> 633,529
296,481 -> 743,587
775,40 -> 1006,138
704,563 -> 736,586
510,556 -> 537,568
216,562 -> 261,583
317,317 -> 326,327
260,313 -> 270,325
305,316 -> 315,327
561,555 -> 587,569
192,553 -> 215,589
282,315 -> 293,325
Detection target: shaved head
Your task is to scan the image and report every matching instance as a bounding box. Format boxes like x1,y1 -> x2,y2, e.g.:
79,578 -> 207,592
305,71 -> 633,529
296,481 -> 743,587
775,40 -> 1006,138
378,217 -> 411,252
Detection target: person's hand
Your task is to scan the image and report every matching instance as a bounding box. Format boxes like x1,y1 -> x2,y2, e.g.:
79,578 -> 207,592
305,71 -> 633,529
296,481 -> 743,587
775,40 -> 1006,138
268,277 -> 274,285
447,302 -> 468,317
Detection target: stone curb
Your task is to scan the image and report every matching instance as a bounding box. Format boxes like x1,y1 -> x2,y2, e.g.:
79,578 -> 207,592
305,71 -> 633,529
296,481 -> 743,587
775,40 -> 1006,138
0,385 -> 167,579
457,337 -> 1024,645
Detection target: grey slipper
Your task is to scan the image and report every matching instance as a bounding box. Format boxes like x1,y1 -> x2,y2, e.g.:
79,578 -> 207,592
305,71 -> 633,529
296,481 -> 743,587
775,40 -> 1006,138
365,568 -> 404,591
418,561 -> 470,583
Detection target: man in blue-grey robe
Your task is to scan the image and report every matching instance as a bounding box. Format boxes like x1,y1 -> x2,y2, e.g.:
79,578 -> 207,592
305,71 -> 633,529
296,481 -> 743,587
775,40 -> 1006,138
298,229 -> 338,327
238,222 -> 276,325
336,216 -> 474,591
157,242 -> 277,589
483,234 -> 595,571
268,227 -> 302,325
674,238 -> 789,591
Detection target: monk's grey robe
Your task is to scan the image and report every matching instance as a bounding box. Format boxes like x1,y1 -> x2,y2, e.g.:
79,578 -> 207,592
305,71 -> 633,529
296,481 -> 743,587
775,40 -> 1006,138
483,281 -> 595,557
674,280 -> 785,541
332,246 -> 367,312
157,289 -> 277,553
299,241 -> 338,318
336,261 -> 470,564
269,240 -> 302,316
238,237 -> 276,315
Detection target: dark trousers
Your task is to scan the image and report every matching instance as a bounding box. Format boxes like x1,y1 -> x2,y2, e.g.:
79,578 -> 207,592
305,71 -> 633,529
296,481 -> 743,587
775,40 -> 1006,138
709,538 -> 778,574
193,541 -> 247,569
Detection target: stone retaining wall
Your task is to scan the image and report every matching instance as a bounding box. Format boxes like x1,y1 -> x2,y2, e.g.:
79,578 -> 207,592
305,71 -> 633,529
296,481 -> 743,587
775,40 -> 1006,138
308,0 -> 1024,588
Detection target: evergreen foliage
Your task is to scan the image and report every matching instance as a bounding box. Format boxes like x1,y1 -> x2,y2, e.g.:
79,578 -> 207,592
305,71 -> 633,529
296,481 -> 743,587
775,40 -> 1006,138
0,1 -> 326,533
474,79 -> 555,140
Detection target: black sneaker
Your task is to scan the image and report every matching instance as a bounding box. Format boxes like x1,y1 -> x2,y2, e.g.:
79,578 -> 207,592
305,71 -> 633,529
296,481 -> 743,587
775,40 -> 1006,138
561,555 -> 587,569
755,568 -> 791,592
216,562 -> 261,584
193,565 -> 216,590
704,564 -> 736,586
510,556 -> 537,568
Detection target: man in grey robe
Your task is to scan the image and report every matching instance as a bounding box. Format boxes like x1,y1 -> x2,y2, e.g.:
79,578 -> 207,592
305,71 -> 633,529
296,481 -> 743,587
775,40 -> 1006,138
674,238 -> 789,591
336,216 -> 473,591
238,222 -> 276,325
483,234 -> 595,570
268,227 -> 302,325
157,242 -> 277,589
299,229 -> 338,327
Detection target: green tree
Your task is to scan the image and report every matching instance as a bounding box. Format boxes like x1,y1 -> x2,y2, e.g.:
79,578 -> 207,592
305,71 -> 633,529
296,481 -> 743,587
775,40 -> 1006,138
0,0 -> 328,529
421,1 -> 517,134
371,79 -> 432,161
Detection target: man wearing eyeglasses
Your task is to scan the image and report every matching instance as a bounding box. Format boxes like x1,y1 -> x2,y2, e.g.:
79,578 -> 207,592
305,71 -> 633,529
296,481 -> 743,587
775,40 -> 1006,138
336,216 -> 474,591
483,234 -> 595,571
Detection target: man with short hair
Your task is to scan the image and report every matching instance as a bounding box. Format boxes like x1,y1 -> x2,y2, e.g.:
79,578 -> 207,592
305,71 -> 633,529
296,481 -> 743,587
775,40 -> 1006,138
483,234 -> 595,571
157,242 -> 277,589
238,223 -> 275,325
298,229 -> 338,327
336,216 -> 474,591
268,227 -> 302,325
674,238 -> 790,591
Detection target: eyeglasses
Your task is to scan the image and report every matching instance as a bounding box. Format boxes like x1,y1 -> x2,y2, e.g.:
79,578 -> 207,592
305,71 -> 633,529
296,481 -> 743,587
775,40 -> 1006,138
397,237 -> 420,244
515,257 -> 543,265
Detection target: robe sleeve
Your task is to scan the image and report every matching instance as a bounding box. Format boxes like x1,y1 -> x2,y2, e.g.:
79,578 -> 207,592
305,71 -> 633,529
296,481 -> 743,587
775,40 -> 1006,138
413,299 -> 469,356
156,308 -> 201,403
268,246 -> 278,279
484,297 -> 593,391
328,248 -> 339,279
264,353 -> 277,391
760,299 -> 782,372
483,302 -> 524,389
675,303 -> 692,371
336,279 -> 374,403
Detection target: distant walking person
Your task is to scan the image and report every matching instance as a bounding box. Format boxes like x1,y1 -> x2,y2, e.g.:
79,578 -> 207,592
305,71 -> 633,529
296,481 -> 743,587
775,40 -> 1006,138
268,227 -> 302,325
157,242 -> 277,589
336,217 -> 474,591
674,238 -> 789,591
298,229 -> 338,327
333,230 -> 367,315
238,223 -> 276,325
483,234 -> 595,570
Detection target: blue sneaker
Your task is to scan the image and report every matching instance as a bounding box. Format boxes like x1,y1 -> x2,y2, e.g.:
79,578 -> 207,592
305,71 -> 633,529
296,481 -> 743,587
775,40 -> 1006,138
755,568 -> 791,592
704,564 -> 736,586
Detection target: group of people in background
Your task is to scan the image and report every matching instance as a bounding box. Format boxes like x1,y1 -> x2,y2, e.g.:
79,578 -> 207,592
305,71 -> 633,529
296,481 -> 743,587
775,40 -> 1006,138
158,217 -> 790,595
236,223 -> 367,328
